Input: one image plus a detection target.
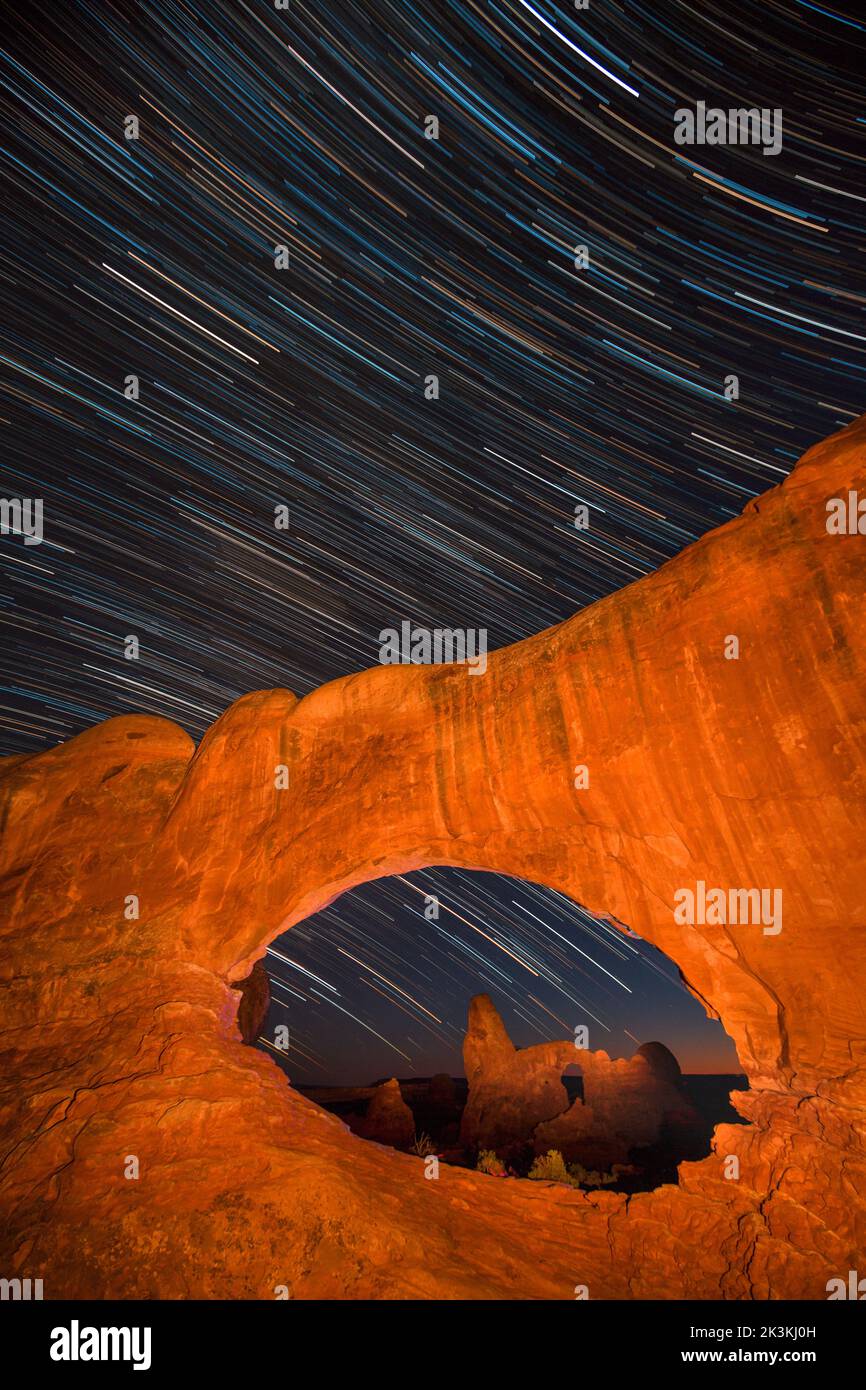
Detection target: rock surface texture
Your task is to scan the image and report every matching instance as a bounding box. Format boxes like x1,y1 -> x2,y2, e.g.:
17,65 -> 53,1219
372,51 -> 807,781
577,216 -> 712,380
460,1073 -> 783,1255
1,418 -> 865,1299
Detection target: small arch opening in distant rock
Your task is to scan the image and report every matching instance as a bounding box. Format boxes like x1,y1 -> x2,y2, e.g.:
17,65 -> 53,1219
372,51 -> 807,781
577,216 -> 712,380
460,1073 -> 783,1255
560,1061 -> 585,1106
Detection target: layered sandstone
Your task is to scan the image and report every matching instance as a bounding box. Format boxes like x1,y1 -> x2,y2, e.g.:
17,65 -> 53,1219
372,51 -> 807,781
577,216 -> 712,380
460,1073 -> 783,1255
1,418 -> 865,1299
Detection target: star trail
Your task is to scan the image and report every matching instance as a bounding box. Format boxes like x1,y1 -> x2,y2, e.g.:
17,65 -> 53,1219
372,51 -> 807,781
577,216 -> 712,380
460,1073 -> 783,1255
1,0 -> 863,1080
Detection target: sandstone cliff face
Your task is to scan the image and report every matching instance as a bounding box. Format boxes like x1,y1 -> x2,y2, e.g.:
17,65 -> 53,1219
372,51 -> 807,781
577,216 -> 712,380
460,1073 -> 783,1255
1,418 -> 865,1299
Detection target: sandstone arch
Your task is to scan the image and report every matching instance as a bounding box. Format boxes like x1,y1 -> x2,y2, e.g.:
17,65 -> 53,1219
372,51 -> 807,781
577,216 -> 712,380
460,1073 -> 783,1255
1,417 -> 864,1299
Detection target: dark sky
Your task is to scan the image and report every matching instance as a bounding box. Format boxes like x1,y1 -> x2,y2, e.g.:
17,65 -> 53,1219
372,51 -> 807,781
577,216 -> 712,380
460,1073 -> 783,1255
1,1 -> 863,1080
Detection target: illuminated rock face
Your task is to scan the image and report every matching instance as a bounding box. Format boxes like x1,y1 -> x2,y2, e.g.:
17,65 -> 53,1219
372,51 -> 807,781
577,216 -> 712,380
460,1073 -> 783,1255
536,1045 -> 698,1171
460,993 -> 577,1152
1,418 -> 865,1300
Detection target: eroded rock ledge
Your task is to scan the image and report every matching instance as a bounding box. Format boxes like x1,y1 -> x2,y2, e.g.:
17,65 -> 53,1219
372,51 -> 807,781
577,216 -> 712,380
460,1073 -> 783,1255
1,418 -> 864,1299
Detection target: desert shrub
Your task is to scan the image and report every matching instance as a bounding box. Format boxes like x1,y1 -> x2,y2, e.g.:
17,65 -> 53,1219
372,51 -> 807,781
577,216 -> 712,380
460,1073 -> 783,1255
476,1148 -> 506,1176
527,1149 -> 570,1183
411,1132 -> 437,1157
567,1162 -> 617,1187
567,1161 -> 639,1187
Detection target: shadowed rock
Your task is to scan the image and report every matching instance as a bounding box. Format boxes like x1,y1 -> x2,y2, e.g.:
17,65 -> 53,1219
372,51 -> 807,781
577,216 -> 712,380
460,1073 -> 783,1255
429,1073 -> 457,1107
234,960 -> 270,1045
354,1078 -> 415,1149
636,1041 -> 682,1088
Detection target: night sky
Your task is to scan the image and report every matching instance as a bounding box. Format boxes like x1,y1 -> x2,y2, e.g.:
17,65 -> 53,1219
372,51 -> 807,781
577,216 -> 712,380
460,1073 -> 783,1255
2,1 -> 863,1081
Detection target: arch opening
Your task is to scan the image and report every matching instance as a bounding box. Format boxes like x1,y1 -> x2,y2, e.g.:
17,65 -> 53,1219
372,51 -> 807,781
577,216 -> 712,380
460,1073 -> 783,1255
244,866 -> 748,1195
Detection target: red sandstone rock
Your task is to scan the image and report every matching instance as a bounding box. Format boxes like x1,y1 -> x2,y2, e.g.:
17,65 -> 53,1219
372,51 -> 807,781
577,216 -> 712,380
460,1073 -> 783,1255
636,1041 -> 682,1088
536,1049 -> 693,1168
460,994 -> 689,1167
353,1078 -> 416,1150
460,994 -> 574,1151
1,417 -> 865,1299
234,960 -> 271,1045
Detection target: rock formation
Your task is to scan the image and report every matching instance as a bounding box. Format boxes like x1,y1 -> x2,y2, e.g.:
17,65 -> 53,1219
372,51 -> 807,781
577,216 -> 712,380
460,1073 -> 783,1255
460,994 -> 692,1167
536,1047 -> 698,1169
461,994 -> 575,1151
1,417 -> 865,1299
234,960 -> 271,1045
352,1078 -> 416,1149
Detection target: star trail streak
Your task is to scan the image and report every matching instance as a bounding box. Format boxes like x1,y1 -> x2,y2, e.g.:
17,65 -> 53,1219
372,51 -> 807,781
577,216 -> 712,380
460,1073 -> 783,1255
1,0 -> 862,1080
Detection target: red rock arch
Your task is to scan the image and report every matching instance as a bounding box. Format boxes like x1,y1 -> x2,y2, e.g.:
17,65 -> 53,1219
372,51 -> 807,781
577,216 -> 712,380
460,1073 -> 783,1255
1,418 -> 864,1298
